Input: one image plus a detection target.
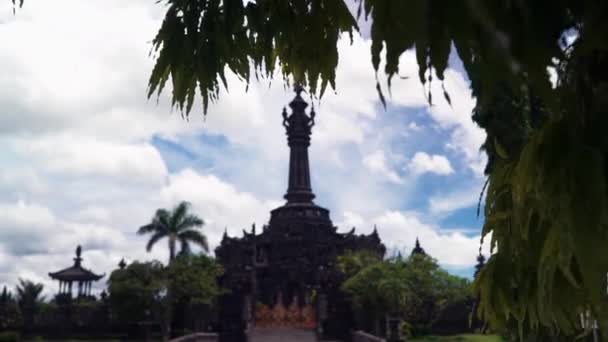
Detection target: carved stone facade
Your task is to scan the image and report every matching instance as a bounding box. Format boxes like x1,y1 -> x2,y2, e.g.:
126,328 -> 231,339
215,88 -> 385,341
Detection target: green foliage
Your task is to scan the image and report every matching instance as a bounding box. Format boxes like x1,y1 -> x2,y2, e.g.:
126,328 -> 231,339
0,286 -> 21,331
147,0 -> 608,338
15,279 -> 44,306
107,254 -> 224,338
472,83 -> 548,175
475,120 -> 608,338
1,286 -> 14,302
0,331 -> 20,342
342,257 -> 410,316
474,35 -> 608,338
15,279 -> 44,326
167,253 -> 225,306
148,0 -> 356,114
138,201 -> 209,262
336,249 -> 383,278
399,320 -> 413,339
107,260 -> 166,323
434,269 -> 473,310
342,253 -> 472,336
146,0 -> 596,117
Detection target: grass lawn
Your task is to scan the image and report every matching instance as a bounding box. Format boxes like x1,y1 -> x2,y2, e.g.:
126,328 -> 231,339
410,334 -> 503,342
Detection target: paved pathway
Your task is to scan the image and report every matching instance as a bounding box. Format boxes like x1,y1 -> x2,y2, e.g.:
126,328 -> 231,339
250,327 -> 317,342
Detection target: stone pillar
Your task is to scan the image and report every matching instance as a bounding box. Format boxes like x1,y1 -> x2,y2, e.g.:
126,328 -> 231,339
282,87 -> 316,204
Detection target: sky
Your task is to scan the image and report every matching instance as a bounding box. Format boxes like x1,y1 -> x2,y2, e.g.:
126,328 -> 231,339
0,0 -> 491,297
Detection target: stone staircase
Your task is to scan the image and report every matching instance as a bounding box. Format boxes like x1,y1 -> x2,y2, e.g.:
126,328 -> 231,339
249,327 -> 317,342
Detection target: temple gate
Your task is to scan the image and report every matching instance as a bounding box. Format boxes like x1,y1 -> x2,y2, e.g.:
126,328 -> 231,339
215,88 -> 386,341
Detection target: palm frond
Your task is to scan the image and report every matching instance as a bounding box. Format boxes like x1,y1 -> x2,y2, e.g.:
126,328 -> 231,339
16,279 -> 44,303
170,201 -> 192,231
176,214 -> 204,232
137,223 -> 159,235
179,239 -> 192,257
178,229 -> 209,252
155,208 -> 171,227
146,231 -> 167,252
138,208 -> 172,235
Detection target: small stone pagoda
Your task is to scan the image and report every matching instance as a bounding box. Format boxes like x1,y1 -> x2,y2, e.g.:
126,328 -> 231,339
49,245 -> 104,298
215,87 -> 386,341
410,237 -> 427,256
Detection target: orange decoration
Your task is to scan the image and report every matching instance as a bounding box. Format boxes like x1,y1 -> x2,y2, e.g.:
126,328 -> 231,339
255,294 -> 316,328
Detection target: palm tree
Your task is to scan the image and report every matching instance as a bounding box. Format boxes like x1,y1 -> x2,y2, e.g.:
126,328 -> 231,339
138,201 -> 209,264
0,285 -> 14,303
15,279 -> 44,326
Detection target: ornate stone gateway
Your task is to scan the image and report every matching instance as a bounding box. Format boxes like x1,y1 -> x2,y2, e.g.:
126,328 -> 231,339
216,88 -> 386,341
255,293 -> 316,328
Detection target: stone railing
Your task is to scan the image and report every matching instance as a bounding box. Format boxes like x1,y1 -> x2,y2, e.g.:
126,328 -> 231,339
352,330 -> 386,342
169,332 -> 219,342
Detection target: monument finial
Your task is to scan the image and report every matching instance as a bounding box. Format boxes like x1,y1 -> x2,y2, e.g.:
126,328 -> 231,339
282,88 -> 316,204
74,245 -> 83,267
294,83 -> 305,97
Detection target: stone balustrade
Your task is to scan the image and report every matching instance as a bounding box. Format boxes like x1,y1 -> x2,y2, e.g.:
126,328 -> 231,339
352,330 -> 386,342
169,332 -> 219,342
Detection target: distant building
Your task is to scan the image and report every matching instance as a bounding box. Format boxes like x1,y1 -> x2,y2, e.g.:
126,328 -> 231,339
215,87 -> 386,341
48,245 -> 104,298
410,237 -> 427,257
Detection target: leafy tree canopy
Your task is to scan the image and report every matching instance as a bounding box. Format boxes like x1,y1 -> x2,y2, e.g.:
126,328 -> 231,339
342,253 -> 472,336
337,249 -> 383,279
145,0 -> 607,116
145,1 -> 608,338
107,260 -> 167,324
0,286 -> 21,331
107,255 -> 224,325
15,279 -> 44,309
166,253 -> 225,306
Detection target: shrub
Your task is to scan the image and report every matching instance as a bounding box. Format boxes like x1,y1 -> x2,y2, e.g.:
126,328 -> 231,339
0,331 -> 20,342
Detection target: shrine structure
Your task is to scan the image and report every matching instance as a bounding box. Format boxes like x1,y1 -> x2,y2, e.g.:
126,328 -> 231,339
215,88 -> 386,341
48,245 -> 105,298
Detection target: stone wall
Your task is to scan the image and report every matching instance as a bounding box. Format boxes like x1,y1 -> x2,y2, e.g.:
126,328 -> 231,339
352,330 -> 386,342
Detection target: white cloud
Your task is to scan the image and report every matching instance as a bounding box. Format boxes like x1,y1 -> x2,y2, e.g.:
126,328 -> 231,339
159,168 -> 282,249
0,0 -> 489,294
0,168 -> 48,196
380,52 -> 487,176
363,150 -> 403,184
407,122 -> 422,131
408,152 -> 454,176
337,210 -> 491,268
429,183 -> 484,215
340,211 -> 366,229
0,201 -> 126,255
16,135 -> 168,184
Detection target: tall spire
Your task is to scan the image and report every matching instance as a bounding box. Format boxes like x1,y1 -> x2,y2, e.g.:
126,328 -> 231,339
282,85 -> 316,204
74,245 -> 83,267
411,237 -> 427,256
